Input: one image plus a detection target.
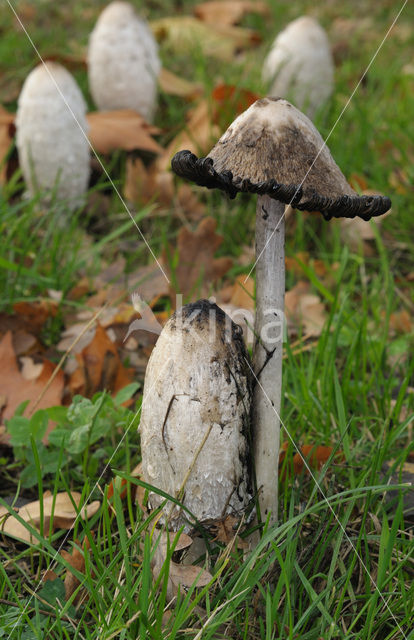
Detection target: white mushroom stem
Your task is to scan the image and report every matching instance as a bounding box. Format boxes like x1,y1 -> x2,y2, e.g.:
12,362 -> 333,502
253,194 -> 285,525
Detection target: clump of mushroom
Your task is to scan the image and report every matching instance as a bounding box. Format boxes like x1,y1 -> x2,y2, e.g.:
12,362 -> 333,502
172,97 -> 391,524
88,1 -> 161,122
262,16 -> 334,119
16,61 -> 90,208
140,300 -> 252,532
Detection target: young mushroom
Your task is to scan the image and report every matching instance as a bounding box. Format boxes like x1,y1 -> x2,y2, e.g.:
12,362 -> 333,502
16,62 -> 90,208
262,16 -> 334,119
171,97 -> 391,524
139,300 -> 252,532
88,1 -> 161,122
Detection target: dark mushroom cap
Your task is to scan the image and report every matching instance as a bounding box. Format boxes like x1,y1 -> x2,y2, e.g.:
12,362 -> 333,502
171,97 -> 391,221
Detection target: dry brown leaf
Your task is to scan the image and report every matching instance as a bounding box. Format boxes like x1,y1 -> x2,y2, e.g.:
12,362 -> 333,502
158,99 -> 220,172
175,183 -> 207,222
285,281 -> 326,337
166,217 -> 233,299
0,491 -> 100,544
61,537 -> 91,603
12,299 -> 58,335
209,514 -> 248,548
86,109 -> 163,155
279,442 -> 344,479
388,310 -> 412,335
0,106 -> 15,183
68,323 -> 134,398
124,156 -> 174,206
151,16 -> 261,61
151,530 -> 213,600
158,67 -> 203,99
0,332 -> 64,438
219,274 -> 254,311
194,0 -> 269,25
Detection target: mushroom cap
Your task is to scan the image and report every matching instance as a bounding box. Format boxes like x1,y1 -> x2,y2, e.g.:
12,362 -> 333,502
262,16 -> 334,118
16,61 -> 90,207
171,98 -> 391,221
140,300 -> 252,531
87,1 -> 161,122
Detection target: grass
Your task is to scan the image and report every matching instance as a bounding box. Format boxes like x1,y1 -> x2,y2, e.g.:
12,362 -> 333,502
0,0 -> 414,638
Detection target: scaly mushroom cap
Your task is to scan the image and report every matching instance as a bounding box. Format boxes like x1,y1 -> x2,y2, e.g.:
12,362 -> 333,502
262,16 -> 334,118
140,300 -> 252,531
171,98 -> 391,221
16,62 -> 90,208
88,1 -> 161,122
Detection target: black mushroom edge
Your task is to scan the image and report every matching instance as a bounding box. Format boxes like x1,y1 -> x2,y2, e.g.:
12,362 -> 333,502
171,150 -> 391,222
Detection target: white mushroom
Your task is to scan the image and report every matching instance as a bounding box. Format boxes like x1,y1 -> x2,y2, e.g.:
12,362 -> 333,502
140,300 -> 252,532
88,1 -> 161,122
16,62 -> 90,208
262,16 -> 334,119
172,98 -> 391,525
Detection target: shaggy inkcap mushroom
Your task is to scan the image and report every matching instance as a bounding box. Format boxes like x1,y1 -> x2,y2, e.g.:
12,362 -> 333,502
140,300 -> 252,532
88,1 -> 161,122
262,16 -> 334,119
16,62 -> 90,208
172,97 -> 391,524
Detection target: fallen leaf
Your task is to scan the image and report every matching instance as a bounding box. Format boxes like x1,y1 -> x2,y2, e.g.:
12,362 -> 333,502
388,310 -> 412,335
158,67 -> 203,99
166,217 -> 233,299
158,99 -> 220,172
285,281 -> 326,337
20,357 -> 44,381
194,0 -> 269,25
87,109 -> 163,155
12,299 -> 58,335
61,537 -> 91,602
151,530 -> 213,600
0,491 -> 100,544
124,156 -> 174,206
219,274 -> 254,310
208,514 -> 248,548
68,323 -> 134,398
151,16 -> 261,62
279,443 -> 343,478
0,105 -> 15,183
175,183 -> 207,222
211,83 -> 260,127
0,332 -> 64,438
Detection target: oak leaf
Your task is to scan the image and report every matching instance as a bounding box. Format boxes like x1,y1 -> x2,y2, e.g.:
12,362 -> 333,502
86,109 -> 163,155
68,323 -> 134,399
166,217 -> 233,299
0,332 -> 63,441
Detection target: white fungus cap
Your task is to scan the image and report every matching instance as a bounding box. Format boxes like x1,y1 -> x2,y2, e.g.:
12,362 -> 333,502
16,62 -> 90,208
262,16 -> 334,119
140,300 -> 252,532
88,1 -> 161,122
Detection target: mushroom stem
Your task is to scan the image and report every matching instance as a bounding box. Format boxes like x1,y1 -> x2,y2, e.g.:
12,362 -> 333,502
253,194 -> 285,525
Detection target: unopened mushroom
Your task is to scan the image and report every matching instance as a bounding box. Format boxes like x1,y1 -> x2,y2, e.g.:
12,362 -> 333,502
16,62 -> 90,208
172,97 -> 391,524
140,300 -> 252,532
88,1 -> 161,122
262,16 -> 334,118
